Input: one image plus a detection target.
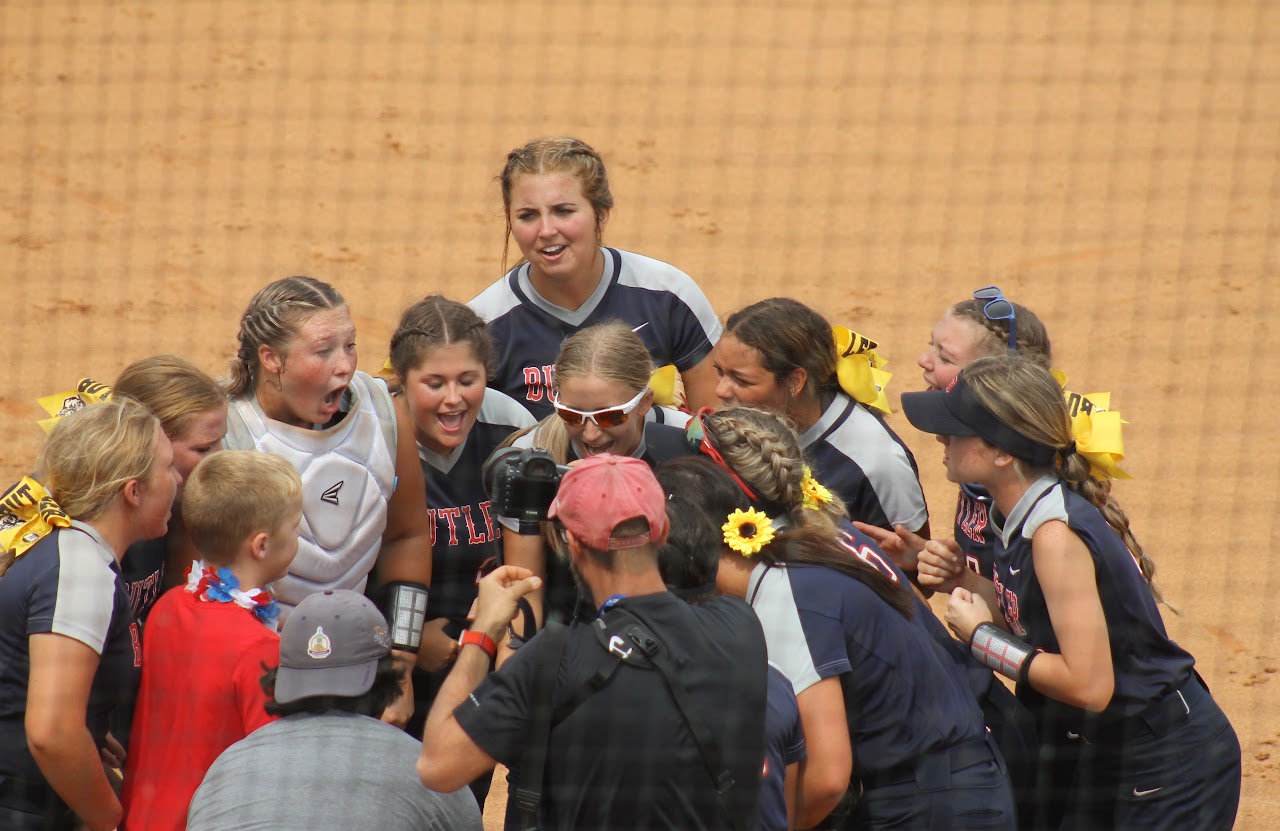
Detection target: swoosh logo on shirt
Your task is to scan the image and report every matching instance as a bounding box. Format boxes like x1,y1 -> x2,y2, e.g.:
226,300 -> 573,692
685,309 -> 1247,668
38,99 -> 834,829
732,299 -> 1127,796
631,322 -> 650,333
1008,566 -> 1021,575
1132,787 -> 1162,797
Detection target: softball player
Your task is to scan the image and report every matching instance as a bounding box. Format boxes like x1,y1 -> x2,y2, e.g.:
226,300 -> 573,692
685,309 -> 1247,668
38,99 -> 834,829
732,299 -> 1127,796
682,408 -> 1014,830
0,400 -> 177,830
385,295 -> 534,748
221,276 -> 432,727
903,354 -> 1240,829
711,297 -> 929,535
468,136 -> 722,419
113,355 -> 229,616
499,322 -> 692,640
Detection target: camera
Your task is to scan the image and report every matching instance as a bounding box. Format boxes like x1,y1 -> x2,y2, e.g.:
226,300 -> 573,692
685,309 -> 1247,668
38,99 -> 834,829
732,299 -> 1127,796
483,447 -> 571,535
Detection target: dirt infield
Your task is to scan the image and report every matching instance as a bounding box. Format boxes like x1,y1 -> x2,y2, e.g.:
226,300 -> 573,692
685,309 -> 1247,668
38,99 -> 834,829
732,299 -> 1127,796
3,1 -> 1276,825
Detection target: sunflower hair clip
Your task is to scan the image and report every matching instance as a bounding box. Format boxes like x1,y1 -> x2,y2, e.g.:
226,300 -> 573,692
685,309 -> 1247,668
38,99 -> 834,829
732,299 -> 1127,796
799,466 -> 833,511
722,508 -> 776,557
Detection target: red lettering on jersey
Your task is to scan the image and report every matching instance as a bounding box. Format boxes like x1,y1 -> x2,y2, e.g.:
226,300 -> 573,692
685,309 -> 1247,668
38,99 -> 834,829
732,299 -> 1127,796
437,507 -> 462,545
956,491 -> 988,545
461,505 -> 488,545
523,367 -> 544,402
965,555 -> 981,575
426,509 -> 438,546
479,501 -> 500,541
129,622 -> 142,667
523,365 -> 556,403
991,568 -> 1027,637
836,531 -> 899,583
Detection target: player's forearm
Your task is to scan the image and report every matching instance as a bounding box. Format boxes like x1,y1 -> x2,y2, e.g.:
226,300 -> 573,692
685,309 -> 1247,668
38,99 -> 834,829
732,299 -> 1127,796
28,725 -> 121,831
418,643 -> 495,791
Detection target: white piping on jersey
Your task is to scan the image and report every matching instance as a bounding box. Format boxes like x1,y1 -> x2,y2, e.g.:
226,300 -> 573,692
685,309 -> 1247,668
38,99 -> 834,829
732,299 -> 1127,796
799,392 -> 928,530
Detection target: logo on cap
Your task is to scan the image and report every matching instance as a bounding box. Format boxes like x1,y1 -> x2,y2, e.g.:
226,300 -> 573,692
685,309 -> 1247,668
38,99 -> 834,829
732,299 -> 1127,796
372,624 -> 391,649
307,626 -> 332,659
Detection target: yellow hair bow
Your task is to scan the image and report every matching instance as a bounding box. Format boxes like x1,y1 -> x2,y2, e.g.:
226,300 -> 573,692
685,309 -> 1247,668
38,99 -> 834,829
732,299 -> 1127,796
649,364 -> 679,407
1052,370 -> 1131,481
36,379 -> 113,434
833,327 -> 892,415
0,477 -> 72,560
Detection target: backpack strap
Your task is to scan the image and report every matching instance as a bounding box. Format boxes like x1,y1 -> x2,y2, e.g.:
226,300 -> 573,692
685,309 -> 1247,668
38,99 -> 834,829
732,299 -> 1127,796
604,607 -> 746,831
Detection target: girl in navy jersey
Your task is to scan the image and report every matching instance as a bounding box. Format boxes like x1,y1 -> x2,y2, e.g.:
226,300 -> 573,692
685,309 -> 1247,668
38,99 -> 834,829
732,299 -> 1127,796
500,322 -> 691,638
902,354 -> 1240,829
0,399 -> 179,831
469,136 -> 722,418
222,276 -> 432,728
711,297 -> 930,536
691,407 -> 1014,830
385,295 -> 534,745
113,355 -> 228,618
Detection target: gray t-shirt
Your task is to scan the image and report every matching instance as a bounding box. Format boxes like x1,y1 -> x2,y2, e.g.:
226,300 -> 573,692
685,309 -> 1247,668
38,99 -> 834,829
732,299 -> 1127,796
187,711 -> 481,831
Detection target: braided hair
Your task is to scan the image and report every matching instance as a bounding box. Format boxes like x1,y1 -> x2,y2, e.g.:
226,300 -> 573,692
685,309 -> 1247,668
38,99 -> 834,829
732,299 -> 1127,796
497,136 -> 614,273
388,295 -> 494,393
226,277 -> 346,397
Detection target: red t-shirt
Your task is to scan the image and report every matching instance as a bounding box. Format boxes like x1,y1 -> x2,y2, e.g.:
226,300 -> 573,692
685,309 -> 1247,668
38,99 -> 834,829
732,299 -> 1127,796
121,585 -> 279,831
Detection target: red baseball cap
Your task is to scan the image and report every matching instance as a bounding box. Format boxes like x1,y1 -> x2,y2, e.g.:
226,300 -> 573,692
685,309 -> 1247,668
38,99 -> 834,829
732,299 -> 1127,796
548,454 -> 670,551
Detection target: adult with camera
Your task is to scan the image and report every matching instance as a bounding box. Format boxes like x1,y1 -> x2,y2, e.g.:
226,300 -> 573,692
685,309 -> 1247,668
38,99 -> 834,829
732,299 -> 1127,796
418,454 -> 768,831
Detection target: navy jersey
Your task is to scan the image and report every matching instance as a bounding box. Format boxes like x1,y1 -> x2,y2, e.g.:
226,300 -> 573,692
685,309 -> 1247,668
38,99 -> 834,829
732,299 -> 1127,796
469,248 -> 722,419
420,389 -> 535,628
0,522 -> 141,781
954,482 -> 996,580
503,421 -> 694,622
761,663 -> 805,831
991,475 -> 1195,722
799,392 -> 929,532
747,555 -> 985,776
121,535 -> 167,622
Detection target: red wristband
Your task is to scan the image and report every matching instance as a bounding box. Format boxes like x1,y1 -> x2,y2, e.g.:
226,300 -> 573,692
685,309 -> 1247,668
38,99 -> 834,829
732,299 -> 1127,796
457,629 -> 497,660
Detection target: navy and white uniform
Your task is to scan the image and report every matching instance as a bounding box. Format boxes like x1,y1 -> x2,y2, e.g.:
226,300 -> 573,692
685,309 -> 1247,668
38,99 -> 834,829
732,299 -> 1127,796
469,248 -> 721,419
760,664 -> 805,831
747,537 -> 1013,828
502,421 -> 692,623
0,522 -> 141,806
991,474 -> 1240,829
799,391 -> 929,532
405,388 -> 535,761
954,483 -> 997,579
223,370 -> 397,617
420,389 -> 535,631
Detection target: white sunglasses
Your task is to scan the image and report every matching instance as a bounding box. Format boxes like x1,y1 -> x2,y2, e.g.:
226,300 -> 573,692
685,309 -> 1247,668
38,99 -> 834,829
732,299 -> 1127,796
551,386 -> 649,428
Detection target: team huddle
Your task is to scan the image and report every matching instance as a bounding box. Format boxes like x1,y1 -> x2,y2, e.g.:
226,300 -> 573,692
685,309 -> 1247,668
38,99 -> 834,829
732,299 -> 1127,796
0,137 -> 1242,831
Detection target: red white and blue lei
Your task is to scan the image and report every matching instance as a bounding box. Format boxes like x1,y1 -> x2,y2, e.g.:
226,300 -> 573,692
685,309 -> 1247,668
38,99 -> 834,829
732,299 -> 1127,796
185,560 -> 280,628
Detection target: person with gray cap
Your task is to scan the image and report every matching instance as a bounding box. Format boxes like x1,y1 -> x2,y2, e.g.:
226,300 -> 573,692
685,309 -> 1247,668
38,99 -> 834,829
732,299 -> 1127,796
417,453 -> 767,831
186,589 -> 481,831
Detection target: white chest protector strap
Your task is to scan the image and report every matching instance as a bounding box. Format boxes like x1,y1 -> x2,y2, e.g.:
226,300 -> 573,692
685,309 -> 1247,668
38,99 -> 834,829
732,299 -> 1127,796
224,371 -> 398,617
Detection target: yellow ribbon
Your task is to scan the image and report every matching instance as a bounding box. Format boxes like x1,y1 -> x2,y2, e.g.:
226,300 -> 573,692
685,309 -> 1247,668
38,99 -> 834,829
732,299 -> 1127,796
833,327 -> 893,415
0,477 -> 72,559
649,365 -> 678,407
36,378 -> 113,435
1052,370 -> 1131,481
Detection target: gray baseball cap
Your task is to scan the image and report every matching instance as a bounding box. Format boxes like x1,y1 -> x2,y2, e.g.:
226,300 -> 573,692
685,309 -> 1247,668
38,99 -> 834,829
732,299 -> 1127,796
274,590 -> 393,705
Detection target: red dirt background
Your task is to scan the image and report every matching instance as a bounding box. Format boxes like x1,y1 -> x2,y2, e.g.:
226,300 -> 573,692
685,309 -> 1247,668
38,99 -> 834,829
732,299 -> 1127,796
2,1 -> 1276,825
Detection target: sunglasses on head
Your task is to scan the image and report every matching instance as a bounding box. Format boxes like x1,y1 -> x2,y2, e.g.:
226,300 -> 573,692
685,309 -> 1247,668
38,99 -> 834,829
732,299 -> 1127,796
552,386 -> 648,428
973,285 -> 1017,350
684,408 -> 759,501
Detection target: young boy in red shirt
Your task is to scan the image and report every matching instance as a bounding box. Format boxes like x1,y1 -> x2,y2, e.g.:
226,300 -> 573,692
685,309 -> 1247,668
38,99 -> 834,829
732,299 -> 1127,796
121,451 -> 303,831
